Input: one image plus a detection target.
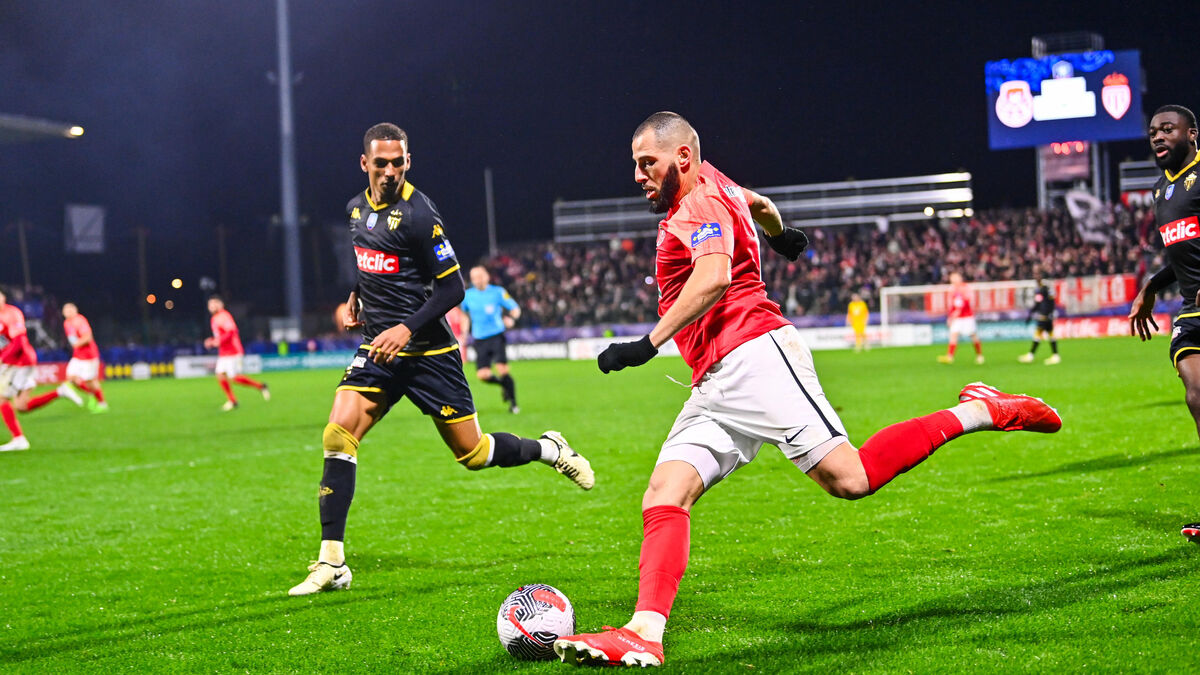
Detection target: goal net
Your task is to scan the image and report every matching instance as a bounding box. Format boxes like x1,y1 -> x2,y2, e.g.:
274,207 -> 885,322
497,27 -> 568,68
880,280 -> 1039,328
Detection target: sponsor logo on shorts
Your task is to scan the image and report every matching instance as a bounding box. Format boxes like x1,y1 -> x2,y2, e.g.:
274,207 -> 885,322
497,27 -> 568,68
355,246 -> 400,273
351,356 -> 367,368
1160,216 -> 1200,247
1173,326 -> 1182,338
435,241 -> 455,261
690,222 -> 722,247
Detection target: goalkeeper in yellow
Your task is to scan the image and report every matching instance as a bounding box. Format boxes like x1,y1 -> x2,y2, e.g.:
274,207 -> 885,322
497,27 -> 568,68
847,293 -> 869,351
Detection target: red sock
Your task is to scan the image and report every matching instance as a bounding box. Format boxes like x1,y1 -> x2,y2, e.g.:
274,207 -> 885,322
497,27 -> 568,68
76,381 -> 96,395
24,391 -> 59,412
973,339 -> 982,356
947,343 -> 957,357
219,378 -> 236,403
634,505 -> 691,620
0,401 -> 21,437
93,386 -> 106,404
233,375 -> 264,390
857,410 -> 964,493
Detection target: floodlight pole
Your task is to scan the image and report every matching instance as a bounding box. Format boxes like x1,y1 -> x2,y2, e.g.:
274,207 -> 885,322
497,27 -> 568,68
485,167 -> 498,256
16,219 -> 32,289
276,0 -> 303,322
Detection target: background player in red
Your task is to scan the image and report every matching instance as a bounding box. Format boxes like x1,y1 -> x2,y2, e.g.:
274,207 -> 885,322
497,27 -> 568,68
204,295 -> 269,411
553,112 -> 1062,667
61,303 -> 108,412
937,271 -> 985,364
0,288 -> 82,452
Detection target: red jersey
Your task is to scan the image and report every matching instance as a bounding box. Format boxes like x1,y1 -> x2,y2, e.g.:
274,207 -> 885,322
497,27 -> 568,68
0,303 -> 37,367
948,285 -> 974,319
210,309 -> 244,357
64,313 -> 100,360
656,161 -> 789,384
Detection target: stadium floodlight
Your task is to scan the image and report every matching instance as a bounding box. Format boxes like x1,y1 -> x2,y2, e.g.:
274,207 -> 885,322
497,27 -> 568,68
68,126 -> 84,137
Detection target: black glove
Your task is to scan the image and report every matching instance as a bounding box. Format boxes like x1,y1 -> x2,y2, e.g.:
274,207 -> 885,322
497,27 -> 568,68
765,226 -> 809,261
597,335 -> 658,373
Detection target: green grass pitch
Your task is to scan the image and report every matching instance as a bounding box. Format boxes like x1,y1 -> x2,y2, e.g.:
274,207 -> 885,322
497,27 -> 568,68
2,337 -> 1198,672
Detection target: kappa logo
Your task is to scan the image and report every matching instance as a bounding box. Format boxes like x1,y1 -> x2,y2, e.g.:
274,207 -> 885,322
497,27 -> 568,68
319,486 -> 333,497
690,222 -> 722,247
1159,216 -> 1200,246
355,245 -> 400,273
432,223 -> 444,238
439,405 -> 458,417
350,207 -> 361,220
435,241 -> 455,261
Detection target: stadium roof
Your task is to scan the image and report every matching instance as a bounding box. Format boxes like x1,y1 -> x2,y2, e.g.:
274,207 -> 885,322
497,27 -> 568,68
0,112 -> 84,144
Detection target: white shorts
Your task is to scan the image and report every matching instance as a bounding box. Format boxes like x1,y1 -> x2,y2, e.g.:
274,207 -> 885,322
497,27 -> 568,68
66,358 -> 101,382
215,355 -> 244,377
948,317 -> 977,336
657,325 -> 848,488
0,365 -> 37,399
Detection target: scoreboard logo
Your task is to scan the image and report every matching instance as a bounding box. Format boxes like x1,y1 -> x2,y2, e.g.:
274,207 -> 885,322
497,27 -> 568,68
354,246 -> 400,273
996,80 -> 1034,129
1159,216 -> 1200,247
1101,72 -> 1131,120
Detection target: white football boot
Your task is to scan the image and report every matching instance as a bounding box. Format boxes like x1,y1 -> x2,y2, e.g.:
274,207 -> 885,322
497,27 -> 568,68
288,561 -> 353,596
542,431 -> 594,490
0,436 -> 30,452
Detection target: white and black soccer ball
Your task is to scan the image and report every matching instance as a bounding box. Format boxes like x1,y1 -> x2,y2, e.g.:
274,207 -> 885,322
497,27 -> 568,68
496,584 -> 575,660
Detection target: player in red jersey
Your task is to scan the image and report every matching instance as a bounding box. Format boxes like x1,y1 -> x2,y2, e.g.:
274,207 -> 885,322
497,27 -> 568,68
938,272 -> 984,364
0,288 -> 83,452
204,296 -> 269,411
553,113 -> 1062,667
61,303 -> 108,412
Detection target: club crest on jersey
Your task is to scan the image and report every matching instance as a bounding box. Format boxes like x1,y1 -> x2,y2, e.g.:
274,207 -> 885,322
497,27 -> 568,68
387,209 -> 402,230
365,212 -> 379,231
690,222 -> 722,248
1166,184 -> 1176,200
435,241 -> 455,261
1187,172 -> 1197,192
722,185 -> 745,202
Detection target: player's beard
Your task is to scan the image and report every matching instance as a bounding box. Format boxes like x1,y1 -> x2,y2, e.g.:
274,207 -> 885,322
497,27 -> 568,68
648,165 -> 681,214
1156,141 -> 1193,170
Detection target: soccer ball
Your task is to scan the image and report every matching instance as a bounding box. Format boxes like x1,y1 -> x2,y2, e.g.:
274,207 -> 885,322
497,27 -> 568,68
496,584 -> 575,660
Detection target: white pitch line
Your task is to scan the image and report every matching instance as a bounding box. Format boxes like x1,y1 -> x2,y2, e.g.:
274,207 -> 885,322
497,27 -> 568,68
0,445 -> 309,486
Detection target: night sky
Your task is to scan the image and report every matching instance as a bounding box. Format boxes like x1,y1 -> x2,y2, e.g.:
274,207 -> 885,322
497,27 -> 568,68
0,1 -> 1187,320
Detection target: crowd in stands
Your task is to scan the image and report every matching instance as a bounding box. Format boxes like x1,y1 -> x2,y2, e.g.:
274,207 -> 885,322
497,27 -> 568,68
479,204 -> 1161,328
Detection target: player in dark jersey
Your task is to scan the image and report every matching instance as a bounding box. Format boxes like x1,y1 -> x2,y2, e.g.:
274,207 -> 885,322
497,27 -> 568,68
288,123 -> 595,595
1128,104 -> 1200,543
1018,274 -> 1060,364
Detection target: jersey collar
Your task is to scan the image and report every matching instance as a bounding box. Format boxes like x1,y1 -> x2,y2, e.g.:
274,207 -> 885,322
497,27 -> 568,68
363,182 -> 416,211
1165,151 -> 1200,183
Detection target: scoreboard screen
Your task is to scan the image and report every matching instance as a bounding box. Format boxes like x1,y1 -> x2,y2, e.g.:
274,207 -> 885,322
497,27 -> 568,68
985,49 -> 1143,150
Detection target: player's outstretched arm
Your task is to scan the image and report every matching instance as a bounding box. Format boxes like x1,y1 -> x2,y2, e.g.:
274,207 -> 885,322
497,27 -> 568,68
746,189 -> 807,261
597,253 -> 731,373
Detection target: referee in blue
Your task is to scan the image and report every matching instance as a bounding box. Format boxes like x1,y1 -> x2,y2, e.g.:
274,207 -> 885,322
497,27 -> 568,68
462,265 -> 521,413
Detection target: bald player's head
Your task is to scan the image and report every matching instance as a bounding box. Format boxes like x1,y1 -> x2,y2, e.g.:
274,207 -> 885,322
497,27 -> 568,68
632,112 -> 703,214
632,111 -> 700,160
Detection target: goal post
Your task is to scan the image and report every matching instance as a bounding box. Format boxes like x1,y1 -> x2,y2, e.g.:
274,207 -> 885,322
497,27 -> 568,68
880,280 -> 1039,328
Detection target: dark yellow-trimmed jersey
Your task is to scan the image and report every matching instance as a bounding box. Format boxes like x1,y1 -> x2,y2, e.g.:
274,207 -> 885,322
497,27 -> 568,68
346,181 -> 461,352
1154,153 -> 1200,314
